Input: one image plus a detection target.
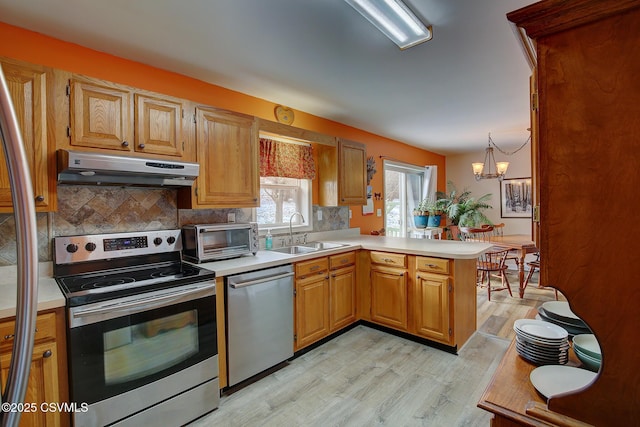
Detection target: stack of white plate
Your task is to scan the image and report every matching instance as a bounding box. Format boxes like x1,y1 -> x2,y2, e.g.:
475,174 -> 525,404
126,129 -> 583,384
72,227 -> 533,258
537,301 -> 591,336
514,319 -> 569,365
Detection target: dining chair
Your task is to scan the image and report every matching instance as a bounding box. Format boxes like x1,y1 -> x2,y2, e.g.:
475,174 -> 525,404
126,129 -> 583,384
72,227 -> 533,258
523,254 -> 559,300
484,222 -> 521,269
460,226 -> 513,301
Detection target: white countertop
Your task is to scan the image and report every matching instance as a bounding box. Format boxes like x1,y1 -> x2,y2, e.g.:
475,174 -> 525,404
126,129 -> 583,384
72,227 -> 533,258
197,235 -> 491,277
0,235 -> 491,316
0,262 -> 65,319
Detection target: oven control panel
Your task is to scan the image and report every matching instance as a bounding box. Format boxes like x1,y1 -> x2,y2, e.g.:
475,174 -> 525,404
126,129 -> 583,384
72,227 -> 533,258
54,229 -> 182,264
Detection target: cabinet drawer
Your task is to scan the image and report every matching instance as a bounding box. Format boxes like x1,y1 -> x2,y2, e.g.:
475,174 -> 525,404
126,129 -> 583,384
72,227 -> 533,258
370,251 -> 406,268
0,312 -> 56,349
416,256 -> 450,275
296,257 -> 329,278
330,251 -> 356,270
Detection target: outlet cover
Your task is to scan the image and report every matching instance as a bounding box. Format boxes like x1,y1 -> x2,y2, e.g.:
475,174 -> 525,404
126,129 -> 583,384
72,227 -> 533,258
317,210 -> 323,221
227,213 -> 236,223
376,209 -> 382,217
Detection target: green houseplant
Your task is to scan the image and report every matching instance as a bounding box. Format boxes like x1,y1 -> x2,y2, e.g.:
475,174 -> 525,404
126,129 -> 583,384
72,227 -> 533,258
436,181 -> 493,239
417,197 -> 443,227
412,199 -> 429,228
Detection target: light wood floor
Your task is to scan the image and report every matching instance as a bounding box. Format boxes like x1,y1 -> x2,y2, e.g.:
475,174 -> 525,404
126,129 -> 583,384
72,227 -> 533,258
190,271 -> 561,427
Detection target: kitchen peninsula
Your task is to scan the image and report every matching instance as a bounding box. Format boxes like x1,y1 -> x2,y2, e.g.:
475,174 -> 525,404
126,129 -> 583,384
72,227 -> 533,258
200,232 -> 490,388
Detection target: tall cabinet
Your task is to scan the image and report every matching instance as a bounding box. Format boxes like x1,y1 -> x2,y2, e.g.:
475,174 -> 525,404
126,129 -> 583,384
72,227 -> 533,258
504,1 -> 640,425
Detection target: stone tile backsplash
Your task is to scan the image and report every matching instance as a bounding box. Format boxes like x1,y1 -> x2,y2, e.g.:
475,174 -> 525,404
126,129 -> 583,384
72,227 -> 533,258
0,186 -> 351,266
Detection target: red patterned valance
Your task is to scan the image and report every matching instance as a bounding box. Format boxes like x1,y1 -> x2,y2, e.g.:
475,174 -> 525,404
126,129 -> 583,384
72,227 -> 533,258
259,138 -> 316,180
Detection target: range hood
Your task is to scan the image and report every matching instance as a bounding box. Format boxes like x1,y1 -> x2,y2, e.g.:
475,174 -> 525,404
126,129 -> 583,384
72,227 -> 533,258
57,149 -> 199,187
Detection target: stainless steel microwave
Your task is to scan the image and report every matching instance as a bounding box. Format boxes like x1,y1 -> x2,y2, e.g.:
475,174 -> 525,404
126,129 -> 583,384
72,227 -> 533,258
182,223 -> 259,262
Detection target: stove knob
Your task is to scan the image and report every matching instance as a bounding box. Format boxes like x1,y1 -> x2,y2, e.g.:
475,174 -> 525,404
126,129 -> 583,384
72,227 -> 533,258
66,243 -> 79,253
167,236 -> 176,245
85,242 -> 97,252
153,237 -> 163,246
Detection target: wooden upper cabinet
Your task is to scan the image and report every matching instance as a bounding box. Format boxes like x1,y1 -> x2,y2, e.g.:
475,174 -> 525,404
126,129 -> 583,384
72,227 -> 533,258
189,106 -> 258,208
338,139 -> 367,205
317,138 -> 367,206
68,77 -> 187,158
134,93 -> 184,157
0,58 -> 56,212
69,78 -> 133,152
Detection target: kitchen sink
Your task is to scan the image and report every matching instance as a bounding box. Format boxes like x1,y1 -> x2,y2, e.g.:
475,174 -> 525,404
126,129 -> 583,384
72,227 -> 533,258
271,241 -> 347,255
271,245 -> 319,254
301,241 -> 346,250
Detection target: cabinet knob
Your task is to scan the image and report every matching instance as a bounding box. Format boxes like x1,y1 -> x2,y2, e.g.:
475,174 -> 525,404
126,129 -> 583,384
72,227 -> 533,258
35,195 -> 44,202
122,141 -> 129,147
42,349 -> 52,358
139,143 -> 146,149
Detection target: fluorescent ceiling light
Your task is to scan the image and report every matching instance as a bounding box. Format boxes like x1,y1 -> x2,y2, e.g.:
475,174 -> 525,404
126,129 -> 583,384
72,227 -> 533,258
345,0 -> 432,50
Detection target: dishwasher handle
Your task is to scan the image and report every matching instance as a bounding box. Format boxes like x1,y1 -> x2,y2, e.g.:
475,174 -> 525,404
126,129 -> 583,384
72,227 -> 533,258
229,272 -> 294,289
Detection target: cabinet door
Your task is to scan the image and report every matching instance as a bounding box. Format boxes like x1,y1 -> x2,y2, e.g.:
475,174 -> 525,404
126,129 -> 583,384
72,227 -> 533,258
295,274 -> 330,350
195,107 -> 259,207
69,79 -> 133,151
134,94 -> 184,157
338,139 -> 367,205
415,272 -> 451,344
370,265 -> 407,331
330,265 -> 356,332
0,60 -> 53,212
0,341 -> 60,427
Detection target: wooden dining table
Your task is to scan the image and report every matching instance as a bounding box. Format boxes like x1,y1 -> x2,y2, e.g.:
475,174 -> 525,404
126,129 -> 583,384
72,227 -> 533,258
484,234 -> 538,298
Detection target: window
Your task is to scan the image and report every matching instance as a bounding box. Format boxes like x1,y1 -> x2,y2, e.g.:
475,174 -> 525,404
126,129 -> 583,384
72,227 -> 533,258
254,136 -> 315,235
255,176 -> 312,232
384,161 -> 436,237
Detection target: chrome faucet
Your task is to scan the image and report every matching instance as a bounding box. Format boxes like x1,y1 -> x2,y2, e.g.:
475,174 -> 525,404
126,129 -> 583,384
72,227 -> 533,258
289,212 -> 305,246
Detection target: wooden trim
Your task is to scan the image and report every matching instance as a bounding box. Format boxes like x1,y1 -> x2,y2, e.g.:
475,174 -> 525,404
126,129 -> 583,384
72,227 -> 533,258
507,0 -> 640,39
215,276 -> 227,389
257,118 -> 336,146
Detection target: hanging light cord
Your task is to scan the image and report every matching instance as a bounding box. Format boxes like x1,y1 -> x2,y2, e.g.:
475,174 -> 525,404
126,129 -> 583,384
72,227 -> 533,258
488,133 -> 531,156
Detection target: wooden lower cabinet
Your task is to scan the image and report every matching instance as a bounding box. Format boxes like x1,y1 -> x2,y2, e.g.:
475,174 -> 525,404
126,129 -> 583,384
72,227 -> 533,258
0,309 -> 69,427
370,264 -> 408,331
295,271 -> 330,350
366,251 -> 475,350
414,272 -> 451,345
329,252 -> 356,332
295,252 -> 357,351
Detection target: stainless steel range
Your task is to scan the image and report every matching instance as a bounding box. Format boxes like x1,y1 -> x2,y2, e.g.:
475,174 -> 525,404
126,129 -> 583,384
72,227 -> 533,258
53,229 -> 219,427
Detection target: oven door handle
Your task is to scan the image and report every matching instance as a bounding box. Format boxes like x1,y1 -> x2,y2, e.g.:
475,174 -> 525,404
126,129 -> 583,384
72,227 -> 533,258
71,283 -> 215,322
228,272 -> 294,289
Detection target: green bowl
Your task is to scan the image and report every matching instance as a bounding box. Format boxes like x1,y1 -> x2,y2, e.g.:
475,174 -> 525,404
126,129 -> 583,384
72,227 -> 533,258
573,334 -> 601,360
573,346 -> 601,372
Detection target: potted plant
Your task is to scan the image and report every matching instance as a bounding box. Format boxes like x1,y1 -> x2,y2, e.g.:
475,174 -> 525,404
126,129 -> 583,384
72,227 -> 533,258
436,181 -> 493,239
412,199 -> 429,228
423,197 -> 444,227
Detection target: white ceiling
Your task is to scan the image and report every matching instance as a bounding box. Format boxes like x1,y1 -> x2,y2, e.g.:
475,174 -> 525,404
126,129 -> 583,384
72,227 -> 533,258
0,0 -> 535,155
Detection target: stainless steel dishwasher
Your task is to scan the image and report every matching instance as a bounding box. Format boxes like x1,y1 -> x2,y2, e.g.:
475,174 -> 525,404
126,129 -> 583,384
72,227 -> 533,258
226,264 -> 294,387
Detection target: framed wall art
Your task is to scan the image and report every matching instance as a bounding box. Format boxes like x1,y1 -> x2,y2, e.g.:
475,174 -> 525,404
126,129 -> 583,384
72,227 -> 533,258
500,177 -> 533,218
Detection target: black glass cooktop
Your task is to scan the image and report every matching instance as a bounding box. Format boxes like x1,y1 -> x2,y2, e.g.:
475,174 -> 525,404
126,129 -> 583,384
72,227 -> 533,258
56,261 -> 215,307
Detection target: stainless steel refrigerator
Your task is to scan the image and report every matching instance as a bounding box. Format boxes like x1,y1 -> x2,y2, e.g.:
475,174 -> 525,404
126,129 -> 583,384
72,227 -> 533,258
0,64 -> 39,427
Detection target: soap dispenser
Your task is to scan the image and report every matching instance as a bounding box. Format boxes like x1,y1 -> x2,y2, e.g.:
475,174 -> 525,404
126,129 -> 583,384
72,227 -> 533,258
265,229 -> 273,250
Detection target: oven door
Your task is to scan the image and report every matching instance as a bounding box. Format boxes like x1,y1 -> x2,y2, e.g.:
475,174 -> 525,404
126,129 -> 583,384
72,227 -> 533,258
67,282 -> 216,406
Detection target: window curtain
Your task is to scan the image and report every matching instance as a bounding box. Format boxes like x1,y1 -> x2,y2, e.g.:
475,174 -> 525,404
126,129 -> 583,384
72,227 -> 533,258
423,165 -> 437,202
259,138 -> 316,179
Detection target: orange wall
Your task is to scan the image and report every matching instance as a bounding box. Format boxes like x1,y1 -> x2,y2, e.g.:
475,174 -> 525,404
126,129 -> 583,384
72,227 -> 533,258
0,22 -> 445,235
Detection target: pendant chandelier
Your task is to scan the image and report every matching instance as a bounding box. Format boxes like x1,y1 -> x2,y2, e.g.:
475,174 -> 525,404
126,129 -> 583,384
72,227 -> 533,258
471,132 -> 530,181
